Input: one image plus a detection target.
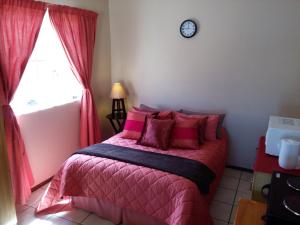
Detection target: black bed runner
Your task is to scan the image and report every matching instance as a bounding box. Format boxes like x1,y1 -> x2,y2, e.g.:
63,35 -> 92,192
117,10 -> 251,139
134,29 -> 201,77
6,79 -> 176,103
74,143 -> 215,194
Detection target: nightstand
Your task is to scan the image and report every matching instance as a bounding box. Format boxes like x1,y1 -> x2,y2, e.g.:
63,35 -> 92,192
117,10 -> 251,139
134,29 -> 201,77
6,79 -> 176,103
234,199 -> 267,225
106,113 -> 126,134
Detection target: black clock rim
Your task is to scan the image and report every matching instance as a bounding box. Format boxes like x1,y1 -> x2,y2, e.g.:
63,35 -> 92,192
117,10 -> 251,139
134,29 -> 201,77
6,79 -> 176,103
180,19 -> 197,38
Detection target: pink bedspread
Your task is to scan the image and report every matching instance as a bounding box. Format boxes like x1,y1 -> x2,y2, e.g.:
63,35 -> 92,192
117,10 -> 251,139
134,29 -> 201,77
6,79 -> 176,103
37,130 -> 228,225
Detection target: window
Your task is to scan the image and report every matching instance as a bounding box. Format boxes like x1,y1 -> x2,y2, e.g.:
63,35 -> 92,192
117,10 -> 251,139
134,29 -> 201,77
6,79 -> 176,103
11,11 -> 82,116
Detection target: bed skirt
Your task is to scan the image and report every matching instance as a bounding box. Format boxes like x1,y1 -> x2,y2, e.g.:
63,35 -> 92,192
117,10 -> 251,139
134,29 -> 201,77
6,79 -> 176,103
73,196 -> 167,225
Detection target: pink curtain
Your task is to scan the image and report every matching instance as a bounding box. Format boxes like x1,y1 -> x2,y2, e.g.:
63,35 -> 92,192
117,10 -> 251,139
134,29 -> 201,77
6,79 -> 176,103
48,5 -> 101,147
0,0 -> 46,204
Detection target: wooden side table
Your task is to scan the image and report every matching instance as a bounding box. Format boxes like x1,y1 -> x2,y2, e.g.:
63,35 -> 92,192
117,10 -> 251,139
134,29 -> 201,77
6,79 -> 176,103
106,113 -> 126,134
234,199 -> 267,225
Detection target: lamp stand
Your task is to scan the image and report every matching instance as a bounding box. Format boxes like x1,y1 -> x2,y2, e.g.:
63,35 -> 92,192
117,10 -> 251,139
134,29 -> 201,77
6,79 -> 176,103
112,99 -> 126,117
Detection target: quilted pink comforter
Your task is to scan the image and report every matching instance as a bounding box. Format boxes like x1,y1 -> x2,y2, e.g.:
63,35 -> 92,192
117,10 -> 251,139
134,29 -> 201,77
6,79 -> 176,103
37,130 -> 228,225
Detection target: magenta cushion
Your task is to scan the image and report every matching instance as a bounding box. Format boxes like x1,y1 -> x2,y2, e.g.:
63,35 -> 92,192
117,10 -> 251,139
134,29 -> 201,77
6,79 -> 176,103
137,117 -> 175,150
171,116 -> 201,149
121,110 -> 154,140
175,112 -> 208,144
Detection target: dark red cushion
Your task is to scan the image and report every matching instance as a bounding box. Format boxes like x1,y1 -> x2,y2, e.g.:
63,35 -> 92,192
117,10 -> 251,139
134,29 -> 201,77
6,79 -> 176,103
137,117 -> 175,150
171,115 -> 203,149
121,110 -> 155,140
175,112 -> 208,144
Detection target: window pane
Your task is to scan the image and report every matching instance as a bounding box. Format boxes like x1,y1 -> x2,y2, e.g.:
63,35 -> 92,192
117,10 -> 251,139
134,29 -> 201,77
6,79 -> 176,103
11,10 -> 82,116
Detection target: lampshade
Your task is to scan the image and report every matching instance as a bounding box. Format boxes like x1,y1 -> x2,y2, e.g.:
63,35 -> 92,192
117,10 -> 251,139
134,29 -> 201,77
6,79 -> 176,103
110,82 -> 126,99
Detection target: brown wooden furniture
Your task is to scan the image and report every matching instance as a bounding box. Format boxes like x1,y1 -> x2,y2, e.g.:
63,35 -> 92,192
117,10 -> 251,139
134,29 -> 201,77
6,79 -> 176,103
106,112 -> 126,134
234,199 -> 267,225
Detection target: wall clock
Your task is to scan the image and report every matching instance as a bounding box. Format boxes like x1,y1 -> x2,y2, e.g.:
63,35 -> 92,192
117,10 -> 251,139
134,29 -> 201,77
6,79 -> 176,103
180,19 -> 197,38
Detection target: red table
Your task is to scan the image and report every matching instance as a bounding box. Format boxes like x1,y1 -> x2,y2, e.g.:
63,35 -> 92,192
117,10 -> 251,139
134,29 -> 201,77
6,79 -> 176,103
252,137 -> 300,202
253,136 -> 300,176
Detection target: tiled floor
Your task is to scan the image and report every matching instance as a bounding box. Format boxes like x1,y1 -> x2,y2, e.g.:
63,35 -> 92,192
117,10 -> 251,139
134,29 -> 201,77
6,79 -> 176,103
211,168 -> 253,225
16,168 -> 253,225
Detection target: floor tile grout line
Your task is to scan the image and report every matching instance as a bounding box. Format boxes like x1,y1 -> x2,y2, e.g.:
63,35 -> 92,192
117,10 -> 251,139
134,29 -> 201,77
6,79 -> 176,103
212,216 -> 230,223
228,175 -> 241,224
79,212 -> 92,224
213,199 -> 234,206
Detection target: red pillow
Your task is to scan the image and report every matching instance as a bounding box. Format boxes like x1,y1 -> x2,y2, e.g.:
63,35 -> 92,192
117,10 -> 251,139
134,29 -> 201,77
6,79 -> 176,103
133,106 -> 159,114
171,116 -> 200,149
175,112 -> 208,143
137,117 -> 175,150
157,111 -> 174,120
180,109 -> 224,140
205,115 -> 220,141
120,110 -> 154,140
134,106 -> 173,120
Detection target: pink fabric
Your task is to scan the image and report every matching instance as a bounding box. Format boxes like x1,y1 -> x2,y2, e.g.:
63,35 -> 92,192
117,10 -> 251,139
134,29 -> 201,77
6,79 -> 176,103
171,116 -> 201,149
175,112 -> 208,143
133,106 -> 173,119
73,197 -> 167,225
36,129 -> 228,225
0,0 -> 46,204
157,111 -> 174,120
48,5 -> 100,147
137,117 -> 175,150
205,115 -> 219,141
121,110 -> 153,140
125,120 -> 145,132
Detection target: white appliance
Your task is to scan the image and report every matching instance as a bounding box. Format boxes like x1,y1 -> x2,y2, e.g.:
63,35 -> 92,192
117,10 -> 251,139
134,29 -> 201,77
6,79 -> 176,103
265,116 -> 300,156
278,138 -> 300,169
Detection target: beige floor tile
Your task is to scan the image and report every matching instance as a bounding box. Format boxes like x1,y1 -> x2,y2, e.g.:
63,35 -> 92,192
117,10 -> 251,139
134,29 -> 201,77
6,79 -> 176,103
82,214 -> 115,225
234,191 -> 251,205
44,216 -> 78,225
230,204 -> 238,223
16,204 -> 30,214
214,187 -> 236,204
220,176 -> 239,190
17,206 -> 52,225
54,207 -> 90,223
26,188 -> 46,208
224,168 -> 241,179
210,201 -> 232,222
17,206 -> 78,225
240,171 -> 253,182
213,218 -> 228,225
238,180 -> 252,193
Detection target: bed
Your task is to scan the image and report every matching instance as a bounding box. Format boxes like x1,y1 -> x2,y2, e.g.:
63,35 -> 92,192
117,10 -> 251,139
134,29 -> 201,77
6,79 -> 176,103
36,129 -> 228,225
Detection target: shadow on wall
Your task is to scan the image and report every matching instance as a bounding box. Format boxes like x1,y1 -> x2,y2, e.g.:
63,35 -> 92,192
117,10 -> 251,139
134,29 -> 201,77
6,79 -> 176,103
120,79 -> 137,109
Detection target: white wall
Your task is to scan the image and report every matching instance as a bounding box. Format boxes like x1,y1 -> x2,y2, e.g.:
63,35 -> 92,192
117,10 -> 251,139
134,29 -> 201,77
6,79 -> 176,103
17,102 -> 81,185
109,0 -> 300,168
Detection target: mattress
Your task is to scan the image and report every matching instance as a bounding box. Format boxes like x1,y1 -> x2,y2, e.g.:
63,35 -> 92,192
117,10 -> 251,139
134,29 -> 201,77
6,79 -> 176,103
36,129 -> 228,225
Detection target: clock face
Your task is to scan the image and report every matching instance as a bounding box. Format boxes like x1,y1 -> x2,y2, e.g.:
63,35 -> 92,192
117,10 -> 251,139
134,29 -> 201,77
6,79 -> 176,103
180,20 -> 197,38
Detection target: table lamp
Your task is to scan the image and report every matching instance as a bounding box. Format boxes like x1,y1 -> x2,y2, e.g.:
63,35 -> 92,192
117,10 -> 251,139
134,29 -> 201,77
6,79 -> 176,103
110,82 -> 126,116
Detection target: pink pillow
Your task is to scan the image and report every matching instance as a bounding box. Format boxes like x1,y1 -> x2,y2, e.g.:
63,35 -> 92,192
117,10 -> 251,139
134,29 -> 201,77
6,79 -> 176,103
157,111 -> 174,120
137,117 -> 175,150
171,116 -> 200,149
180,109 -> 224,139
120,111 -> 154,140
205,115 -> 220,141
175,112 -> 208,143
133,106 -> 159,114
133,106 -> 173,120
